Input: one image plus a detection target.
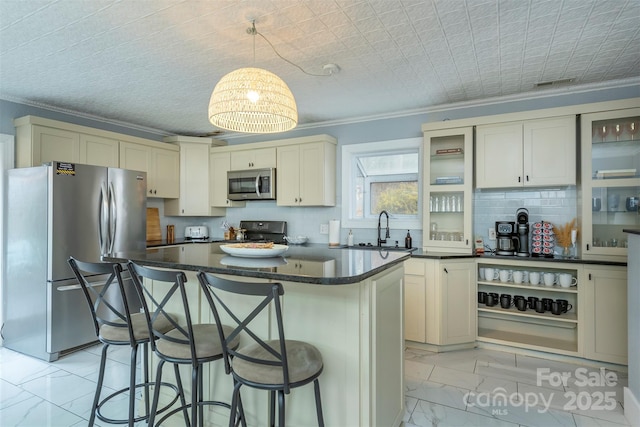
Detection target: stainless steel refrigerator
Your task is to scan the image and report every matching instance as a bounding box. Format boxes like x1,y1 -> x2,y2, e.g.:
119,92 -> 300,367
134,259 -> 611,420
2,162 -> 147,361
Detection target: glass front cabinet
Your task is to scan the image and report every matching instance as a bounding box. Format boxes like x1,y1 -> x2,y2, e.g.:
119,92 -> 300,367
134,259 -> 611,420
580,107 -> 640,261
423,126 -> 473,253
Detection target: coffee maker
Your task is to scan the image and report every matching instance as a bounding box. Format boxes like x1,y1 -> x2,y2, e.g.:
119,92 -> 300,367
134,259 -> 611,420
495,221 -> 518,256
515,208 -> 530,257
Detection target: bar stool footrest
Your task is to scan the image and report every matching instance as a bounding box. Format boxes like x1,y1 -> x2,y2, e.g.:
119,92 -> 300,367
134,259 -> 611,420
96,381 -> 180,424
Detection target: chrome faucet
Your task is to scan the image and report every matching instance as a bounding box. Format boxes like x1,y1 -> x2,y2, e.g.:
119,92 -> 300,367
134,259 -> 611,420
377,210 -> 390,246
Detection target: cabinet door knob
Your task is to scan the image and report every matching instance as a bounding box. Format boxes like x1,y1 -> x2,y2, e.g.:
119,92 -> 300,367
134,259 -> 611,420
526,175 -> 529,182
518,176 -> 521,183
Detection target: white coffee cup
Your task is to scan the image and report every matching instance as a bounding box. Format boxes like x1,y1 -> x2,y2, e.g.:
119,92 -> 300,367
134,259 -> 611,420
478,268 -> 485,280
558,273 -> 577,288
543,272 -> 557,287
512,271 -> 524,284
484,267 -> 499,282
499,269 -> 512,282
529,271 -> 540,285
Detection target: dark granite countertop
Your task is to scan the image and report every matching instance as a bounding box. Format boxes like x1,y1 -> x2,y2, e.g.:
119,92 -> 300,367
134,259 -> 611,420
104,243 -> 410,285
623,229 -> 640,236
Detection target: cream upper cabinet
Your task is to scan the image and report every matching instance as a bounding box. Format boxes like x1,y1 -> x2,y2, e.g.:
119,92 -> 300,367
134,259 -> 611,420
120,141 -> 179,198
276,139 -> 336,206
476,116 -> 576,189
423,126 -> 473,254
579,107 -> 640,262
230,147 -> 276,170
14,120 -> 81,167
582,265 -> 628,364
79,134 -> 119,167
164,136 -> 227,216
209,150 -> 246,209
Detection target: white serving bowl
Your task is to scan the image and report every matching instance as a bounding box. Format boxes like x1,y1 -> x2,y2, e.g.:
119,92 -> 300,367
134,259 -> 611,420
284,235 -> 309,245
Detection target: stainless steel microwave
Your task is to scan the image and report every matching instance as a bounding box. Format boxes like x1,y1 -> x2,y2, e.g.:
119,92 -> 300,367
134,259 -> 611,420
227,168 -> 276,201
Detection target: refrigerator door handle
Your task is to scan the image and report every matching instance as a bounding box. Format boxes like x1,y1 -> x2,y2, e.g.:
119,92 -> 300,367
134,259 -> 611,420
99,183 -> 109,255
108,181 -> 117,254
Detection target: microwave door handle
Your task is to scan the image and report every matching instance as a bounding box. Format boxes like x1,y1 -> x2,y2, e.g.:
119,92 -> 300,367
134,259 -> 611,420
255,173 -> 262,197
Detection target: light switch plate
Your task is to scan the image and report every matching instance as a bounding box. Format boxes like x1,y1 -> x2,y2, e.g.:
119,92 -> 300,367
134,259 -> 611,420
320,224 -> 329,234
488,228 -> 496,240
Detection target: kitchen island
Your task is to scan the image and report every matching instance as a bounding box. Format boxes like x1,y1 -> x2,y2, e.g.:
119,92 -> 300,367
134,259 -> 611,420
106,243 -> 409,427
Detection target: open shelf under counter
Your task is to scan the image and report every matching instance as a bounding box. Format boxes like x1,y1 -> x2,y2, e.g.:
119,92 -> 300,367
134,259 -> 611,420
478,328 -> 578,355
478,305 -> 577,324
477,280 -> 578,293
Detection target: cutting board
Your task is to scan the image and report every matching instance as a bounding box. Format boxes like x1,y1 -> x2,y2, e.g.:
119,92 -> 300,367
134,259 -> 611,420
146,208 -> 162,242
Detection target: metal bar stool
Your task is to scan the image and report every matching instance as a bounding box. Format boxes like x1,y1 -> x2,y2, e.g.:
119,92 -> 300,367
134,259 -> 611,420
197,271 -> 325,427
67,257 -> 179,426
127,261 -> 241,427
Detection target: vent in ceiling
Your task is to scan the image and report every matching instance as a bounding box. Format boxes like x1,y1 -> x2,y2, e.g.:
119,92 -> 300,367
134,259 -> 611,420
534,78 -> 574,88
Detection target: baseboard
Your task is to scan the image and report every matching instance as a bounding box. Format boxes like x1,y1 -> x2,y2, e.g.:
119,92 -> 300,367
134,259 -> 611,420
624,387 -> 640,426
405,340 -> 476,353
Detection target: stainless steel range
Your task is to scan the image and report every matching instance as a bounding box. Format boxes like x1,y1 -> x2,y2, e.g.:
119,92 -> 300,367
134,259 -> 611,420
239,220 -> 287,244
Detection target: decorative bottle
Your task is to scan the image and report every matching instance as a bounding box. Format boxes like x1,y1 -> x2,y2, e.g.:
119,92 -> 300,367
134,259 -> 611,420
405,230 -> 412,249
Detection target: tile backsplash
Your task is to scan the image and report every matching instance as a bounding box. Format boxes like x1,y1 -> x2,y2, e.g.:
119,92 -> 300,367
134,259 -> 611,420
473,186 -> 578,252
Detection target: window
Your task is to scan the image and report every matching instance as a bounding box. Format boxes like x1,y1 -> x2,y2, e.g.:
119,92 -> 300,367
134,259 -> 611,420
342,138 -> 422,230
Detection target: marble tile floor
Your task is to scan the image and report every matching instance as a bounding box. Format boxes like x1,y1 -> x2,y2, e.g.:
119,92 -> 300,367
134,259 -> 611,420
0,342 -> 631,427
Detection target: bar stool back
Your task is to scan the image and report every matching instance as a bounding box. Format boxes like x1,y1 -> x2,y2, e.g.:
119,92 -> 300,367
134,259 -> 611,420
128,262 -> 240,427
67,257 -> 177,426
197,272 -> 325,427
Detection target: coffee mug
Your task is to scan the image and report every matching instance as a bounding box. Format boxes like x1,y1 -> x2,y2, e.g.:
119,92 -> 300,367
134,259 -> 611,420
486,293 -> 498,307
558,273 -> 577,288
499,269 -> 512,282
608,194 -> 620,211
592,197 -> 601,212
484,268 -> 499,282
551,301 -> 563,315
515,297 -> 528,311
529,271 -> 541,285
543,272 -> 557,287
512,271 -> 524,284
556,299 -> 573,313
478,291 -> 487,304
500,294 -> 512,309
542,297 -> 554,311
535,300 -> 545,313
478,268 -> 486,280
527,296 -> 539,309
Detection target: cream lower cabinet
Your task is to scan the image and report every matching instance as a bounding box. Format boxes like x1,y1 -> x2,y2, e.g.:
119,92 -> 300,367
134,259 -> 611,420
476,116 -> 576,189
120,141 -> 179,198
405,258 -> 476,348
276,138 -> 336,206
14,117 -> 119,168
164,136 -> 226,216
582,265 -> 628,365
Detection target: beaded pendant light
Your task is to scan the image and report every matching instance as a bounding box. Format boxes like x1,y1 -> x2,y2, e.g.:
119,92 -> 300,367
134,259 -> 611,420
208,23 -> 297,134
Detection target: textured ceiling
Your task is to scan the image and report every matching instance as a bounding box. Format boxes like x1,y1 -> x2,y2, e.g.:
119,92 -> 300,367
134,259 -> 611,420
1,0 -> 639,137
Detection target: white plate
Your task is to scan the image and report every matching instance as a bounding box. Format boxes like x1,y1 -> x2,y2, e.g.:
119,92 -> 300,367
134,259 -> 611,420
220,256 -> 288,268
219,243 -> 289,258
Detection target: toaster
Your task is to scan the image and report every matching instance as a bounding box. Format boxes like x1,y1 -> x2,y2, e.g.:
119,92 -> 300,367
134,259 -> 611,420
185,226 -> 209,239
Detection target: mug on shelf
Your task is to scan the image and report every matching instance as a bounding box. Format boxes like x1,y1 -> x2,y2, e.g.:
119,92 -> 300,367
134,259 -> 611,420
512,270 -> 524,284
527,296 -> 539,310
551,301 -> 563,315
486,293 -> 499,307
529,271 -> 541,285
500,294 -> 512,309
499,269 -> 512,282
592,197 -> 601,212
478,268 -> 486,280
556,299 -> 573,313
535,300 -> 545,313
542,297 -> 554,311
478,291 -> 487,304
515,297 -> 528,311
543,272 -> 557,287
558,273 -> 577,288
484,268 -> 499,282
